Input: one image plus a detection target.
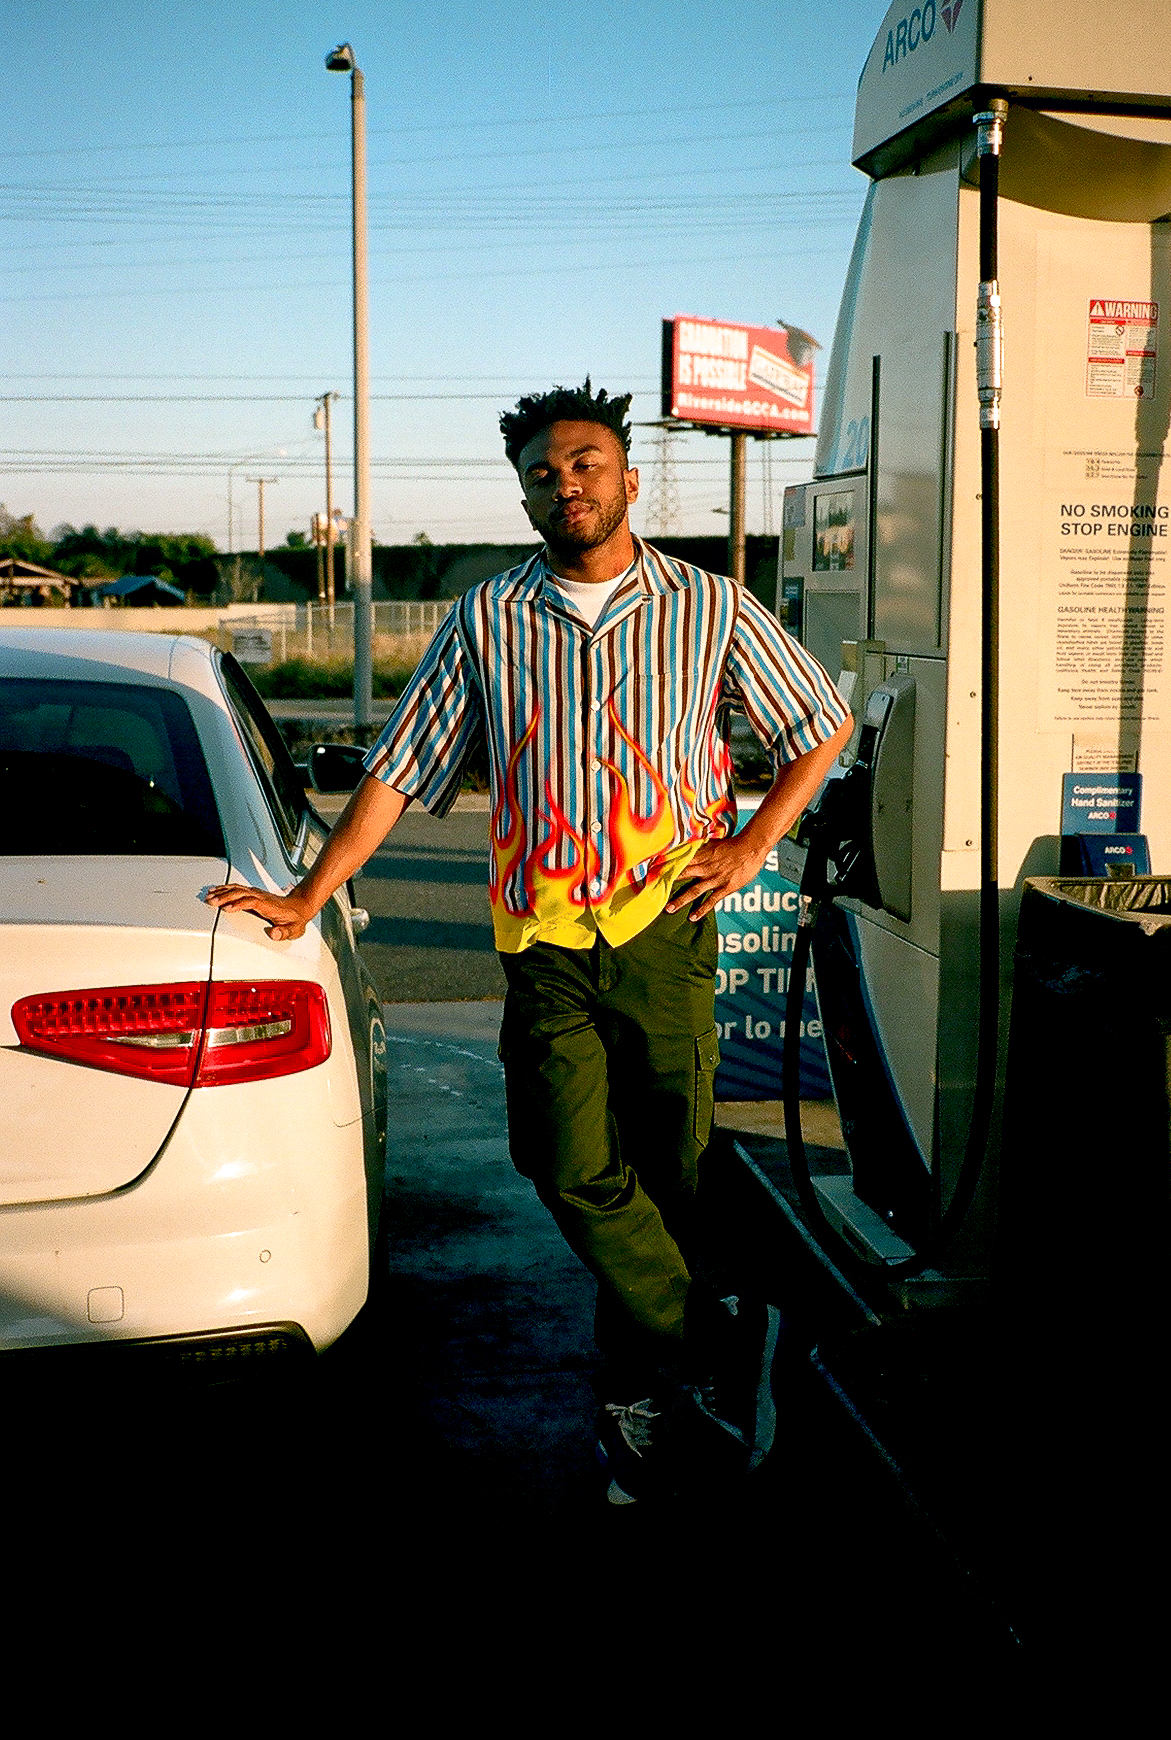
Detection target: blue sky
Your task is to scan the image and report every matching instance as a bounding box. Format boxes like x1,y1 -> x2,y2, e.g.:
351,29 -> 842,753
2,1 -> 882,550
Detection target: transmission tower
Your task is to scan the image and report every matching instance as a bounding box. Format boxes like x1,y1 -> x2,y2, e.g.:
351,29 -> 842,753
644,420 -> 682,539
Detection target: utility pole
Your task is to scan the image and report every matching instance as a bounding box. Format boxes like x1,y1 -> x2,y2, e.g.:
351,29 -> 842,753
246,477 -> 278,565
312,512 -> 326,606
728,430 -> 747,588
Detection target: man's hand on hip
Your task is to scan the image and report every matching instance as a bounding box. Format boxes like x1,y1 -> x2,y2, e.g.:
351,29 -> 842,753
665,716 -> 854,924
665,835 -> 770,923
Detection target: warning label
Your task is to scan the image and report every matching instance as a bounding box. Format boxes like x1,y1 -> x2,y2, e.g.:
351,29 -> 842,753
1040,450 -> 1169,727
1086,299 -> 1158,399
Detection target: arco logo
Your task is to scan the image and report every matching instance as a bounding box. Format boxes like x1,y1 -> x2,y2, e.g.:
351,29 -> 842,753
941,0 -> 964,32
881,3 -> 937,71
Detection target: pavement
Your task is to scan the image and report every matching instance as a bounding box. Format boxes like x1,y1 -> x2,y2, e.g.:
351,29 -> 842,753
349,794 -> 506,1002
344,998 -> 1032,1671
376,1001 -> 599,1509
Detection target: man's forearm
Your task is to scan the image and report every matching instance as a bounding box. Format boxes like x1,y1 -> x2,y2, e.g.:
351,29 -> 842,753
738,716 -> 854,857
667,715 -> 853,920
294,775 -> 411,919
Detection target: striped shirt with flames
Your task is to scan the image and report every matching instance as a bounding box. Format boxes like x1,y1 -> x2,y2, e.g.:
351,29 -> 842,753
363,538 -> 848,953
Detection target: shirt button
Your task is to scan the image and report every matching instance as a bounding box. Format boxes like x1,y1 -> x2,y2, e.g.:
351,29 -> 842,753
591,758 -> 601,771
591,822 -> 602,834
590,701 -> 602,713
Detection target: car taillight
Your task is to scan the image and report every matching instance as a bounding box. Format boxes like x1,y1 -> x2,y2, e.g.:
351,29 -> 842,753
196,981 -> 331,1086
12,981 -> 331,1088
12,982 -> 209,1086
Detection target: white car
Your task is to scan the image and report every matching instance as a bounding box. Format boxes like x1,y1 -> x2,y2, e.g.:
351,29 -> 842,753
0,627 -> 387,1365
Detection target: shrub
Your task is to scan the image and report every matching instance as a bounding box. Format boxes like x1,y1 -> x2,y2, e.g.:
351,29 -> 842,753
250,657 -> 414,700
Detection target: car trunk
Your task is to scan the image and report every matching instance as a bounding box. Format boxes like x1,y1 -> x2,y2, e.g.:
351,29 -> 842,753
0,856 -> 226,1206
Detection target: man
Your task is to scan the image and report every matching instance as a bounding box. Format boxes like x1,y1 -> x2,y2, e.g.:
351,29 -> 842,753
206,380 -> 851,1503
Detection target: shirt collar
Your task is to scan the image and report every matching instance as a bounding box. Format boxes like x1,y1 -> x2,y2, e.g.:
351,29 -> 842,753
533,538 -> 655,630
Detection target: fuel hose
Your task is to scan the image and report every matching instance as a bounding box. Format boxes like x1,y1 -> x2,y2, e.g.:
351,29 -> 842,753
781,100 -> 1009,1282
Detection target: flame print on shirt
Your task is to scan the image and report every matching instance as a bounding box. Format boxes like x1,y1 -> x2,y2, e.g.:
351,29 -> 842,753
598,703 -> 676,901
489,701 -> 681,925
489,712 -> 539,906
689,717 -> 738,841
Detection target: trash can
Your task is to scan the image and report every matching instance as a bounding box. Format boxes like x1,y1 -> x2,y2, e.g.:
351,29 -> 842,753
1000,876 -> 1171,1324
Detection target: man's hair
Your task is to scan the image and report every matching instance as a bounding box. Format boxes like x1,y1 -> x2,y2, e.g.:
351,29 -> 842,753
500,377 -> 632,471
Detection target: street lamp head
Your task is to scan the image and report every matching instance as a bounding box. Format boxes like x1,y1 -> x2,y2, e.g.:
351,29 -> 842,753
325,42 -> 356,72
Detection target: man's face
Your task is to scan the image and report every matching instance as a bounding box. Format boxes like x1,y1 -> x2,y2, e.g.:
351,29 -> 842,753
517,420 -> 639,559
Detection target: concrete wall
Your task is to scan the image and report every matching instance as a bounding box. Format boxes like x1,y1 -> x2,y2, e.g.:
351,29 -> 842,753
0,603 -> 298,633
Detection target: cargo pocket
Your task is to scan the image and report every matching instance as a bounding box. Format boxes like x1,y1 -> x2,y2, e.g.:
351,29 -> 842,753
695,1025 -> 721,1145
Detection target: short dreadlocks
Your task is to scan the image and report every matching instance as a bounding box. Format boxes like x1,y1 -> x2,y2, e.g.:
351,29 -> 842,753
499,377 -> 632,471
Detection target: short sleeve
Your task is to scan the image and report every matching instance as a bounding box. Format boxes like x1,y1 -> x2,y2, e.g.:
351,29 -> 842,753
721,587 -> 849,764
362,605 -> 484,817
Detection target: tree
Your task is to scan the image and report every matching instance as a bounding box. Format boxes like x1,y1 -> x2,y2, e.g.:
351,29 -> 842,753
0,505 -> 52,564
214,555 -> 265,604
51,525 -> 220,596
285,530 -> 308,549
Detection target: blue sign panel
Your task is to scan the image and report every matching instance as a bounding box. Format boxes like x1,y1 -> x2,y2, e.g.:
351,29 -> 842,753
1061,772 -> 1142,835
713,837 -> 831,1101
1076,834 -> 1151,875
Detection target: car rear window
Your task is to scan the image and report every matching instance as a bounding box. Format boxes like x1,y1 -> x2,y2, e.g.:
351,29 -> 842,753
0,678 -> 225,857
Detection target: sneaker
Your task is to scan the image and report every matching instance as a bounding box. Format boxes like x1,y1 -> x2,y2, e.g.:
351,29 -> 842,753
596,1396 -> 662,1505
684,1289 -> 781,1471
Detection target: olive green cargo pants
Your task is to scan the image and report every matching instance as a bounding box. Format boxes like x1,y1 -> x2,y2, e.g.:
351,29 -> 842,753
498,903 -> 721,1381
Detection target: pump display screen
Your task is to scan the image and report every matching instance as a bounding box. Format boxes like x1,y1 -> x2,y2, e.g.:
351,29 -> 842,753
813,491 -> 856,571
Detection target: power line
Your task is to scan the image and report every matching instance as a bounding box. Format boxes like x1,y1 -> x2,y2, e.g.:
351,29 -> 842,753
0,120 -> 852,192
0,91 -> 854,164
0,167 -> 855,232
0,372 -> 662,384
0,391 -> 667,403
3,446 -> 807,466
0,238 -> 853,304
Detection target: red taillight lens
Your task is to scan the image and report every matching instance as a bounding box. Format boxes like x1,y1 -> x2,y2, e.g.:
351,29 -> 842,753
12,981 -> 331,1088
195,980 -> 331,1086
12,983 -> 208,1086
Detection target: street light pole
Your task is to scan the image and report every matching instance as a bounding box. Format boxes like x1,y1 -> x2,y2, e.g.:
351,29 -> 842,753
327,42 -> 373,736
314,391 -> 339,618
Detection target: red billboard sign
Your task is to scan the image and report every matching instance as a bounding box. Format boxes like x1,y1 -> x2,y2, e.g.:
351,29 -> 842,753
661,315 -> 816,435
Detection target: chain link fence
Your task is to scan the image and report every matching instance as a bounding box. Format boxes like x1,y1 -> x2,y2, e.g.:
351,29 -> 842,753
209,600 -> 453,666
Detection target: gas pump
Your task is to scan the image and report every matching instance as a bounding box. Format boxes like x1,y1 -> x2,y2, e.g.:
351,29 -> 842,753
779,0 -> 1171,1283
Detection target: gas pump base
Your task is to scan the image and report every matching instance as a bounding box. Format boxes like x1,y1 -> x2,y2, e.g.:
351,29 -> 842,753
812,1174 -> 915,1266
727,1128 -> 1153,1648
730,1114 -> 988,1314
809,1176 -> 984,1311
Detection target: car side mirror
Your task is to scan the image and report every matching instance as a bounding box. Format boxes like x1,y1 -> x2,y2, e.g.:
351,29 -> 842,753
307,742 -> 368,793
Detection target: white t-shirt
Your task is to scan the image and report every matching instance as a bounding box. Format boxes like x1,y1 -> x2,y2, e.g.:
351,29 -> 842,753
549,561 -> 635,628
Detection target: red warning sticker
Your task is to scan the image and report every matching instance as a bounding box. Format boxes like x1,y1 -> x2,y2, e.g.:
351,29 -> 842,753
1086,299 -> 1158,398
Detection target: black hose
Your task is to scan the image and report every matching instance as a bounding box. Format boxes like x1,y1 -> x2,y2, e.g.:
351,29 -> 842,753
781,102 -> 1007,1281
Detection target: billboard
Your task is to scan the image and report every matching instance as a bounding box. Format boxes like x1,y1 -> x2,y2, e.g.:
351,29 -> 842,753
661,315 -> 816,435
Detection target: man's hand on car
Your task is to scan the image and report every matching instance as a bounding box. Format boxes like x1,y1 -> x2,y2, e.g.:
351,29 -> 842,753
203,883 -> 313,941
